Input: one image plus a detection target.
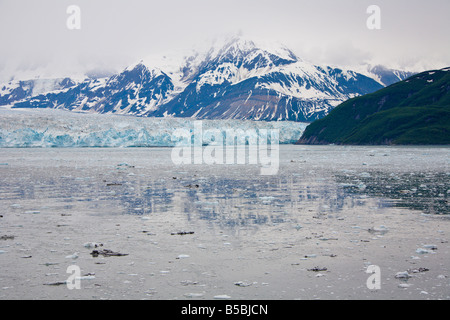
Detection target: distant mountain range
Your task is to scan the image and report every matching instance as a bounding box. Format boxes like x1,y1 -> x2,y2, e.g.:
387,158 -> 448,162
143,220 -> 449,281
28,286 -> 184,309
0,37 -> 414,122
297,67 -> 450,145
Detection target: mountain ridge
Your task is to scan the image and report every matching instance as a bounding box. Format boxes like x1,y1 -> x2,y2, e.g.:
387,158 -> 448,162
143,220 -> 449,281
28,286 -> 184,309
297,67 -> 450,145
1,37 -> 414,122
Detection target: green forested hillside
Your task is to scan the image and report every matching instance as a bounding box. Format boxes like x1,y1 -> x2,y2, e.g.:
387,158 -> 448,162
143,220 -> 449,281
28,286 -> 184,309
297,67 -> 450,145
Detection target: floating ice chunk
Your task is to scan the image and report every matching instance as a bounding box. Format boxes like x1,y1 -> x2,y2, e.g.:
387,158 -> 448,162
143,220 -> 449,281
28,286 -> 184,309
177,254 -> 190,259
76,275 -> 95,281
234,281 -> 252,287
357,182 -> 366,191
416,248 -> 433,254
316,273 -> 325,277
259,196 -> 275,201
368,226 -> 389,234
395,271 -> 411,279
359,172 -> 371,178
184,293 -> 204,298
214,294 -> 231,299
83,242 -> 102,249
65,252 -> 79,259
24,210 -> 40,214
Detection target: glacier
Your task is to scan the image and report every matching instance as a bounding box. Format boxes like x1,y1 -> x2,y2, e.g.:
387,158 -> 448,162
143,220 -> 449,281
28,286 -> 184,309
0,108 -> 308,148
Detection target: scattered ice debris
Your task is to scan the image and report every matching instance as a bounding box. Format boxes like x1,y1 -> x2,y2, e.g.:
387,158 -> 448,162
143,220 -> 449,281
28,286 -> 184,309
24,210 -> 40,214
184,293 -> 204,298
65,252 -> 79,259
319,237 -> 339,241
83,242 -> 103,249
0,250 -> 6,254
398,283 -> 412,289
77,275 -> 96,281
294,224 -> 302,231
184,184 -> 199,189
234,281 -> 252,287
408,267 -> 429,274
316,273 -> 326,278
308,266 -> 327,272
368,226 -> 389,234
422,244 -> 438,250
180,280 -> 199,286
416,248 -> 433,254
44,281 -> 67,286
140,230 -> 156,235
117,163 -> 134,168
357,183 -> 366,191
304,254 -> 317,258
395,271 -> 411,279
259,196 -> 275,201
214,294 -> 231,300
171,231 -> 195,236
42,262 -> 59,266
177,254 -> 190,259
90,249 -> 128,257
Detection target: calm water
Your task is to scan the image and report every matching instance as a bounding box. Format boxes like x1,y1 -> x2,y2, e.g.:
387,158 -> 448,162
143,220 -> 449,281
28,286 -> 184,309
0,145 -> 449,227
0,145 -> 449,300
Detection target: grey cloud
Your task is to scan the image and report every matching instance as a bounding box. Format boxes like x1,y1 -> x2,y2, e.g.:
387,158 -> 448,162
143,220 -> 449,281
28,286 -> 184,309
0,0 -> 449,82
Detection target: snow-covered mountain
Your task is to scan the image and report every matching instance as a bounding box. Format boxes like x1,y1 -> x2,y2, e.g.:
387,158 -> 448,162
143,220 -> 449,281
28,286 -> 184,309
0,78 -> 78,106
0,37 -> 413,122
351,64 -> 415,87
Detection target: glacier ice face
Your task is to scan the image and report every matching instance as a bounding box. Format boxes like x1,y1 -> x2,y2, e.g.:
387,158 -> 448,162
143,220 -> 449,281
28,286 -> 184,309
0,108 -> 307,148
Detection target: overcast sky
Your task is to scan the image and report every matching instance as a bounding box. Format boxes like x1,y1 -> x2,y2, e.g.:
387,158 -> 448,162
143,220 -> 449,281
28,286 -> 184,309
0,0 -> 449,82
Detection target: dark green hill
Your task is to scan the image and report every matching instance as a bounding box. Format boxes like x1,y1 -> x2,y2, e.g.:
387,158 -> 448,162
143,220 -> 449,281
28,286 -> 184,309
297,67 -> 450,145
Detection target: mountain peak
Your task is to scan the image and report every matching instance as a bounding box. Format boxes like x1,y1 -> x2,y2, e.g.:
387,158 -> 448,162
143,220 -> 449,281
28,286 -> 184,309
209,35 -> 298,61
195,36 -> 299,77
